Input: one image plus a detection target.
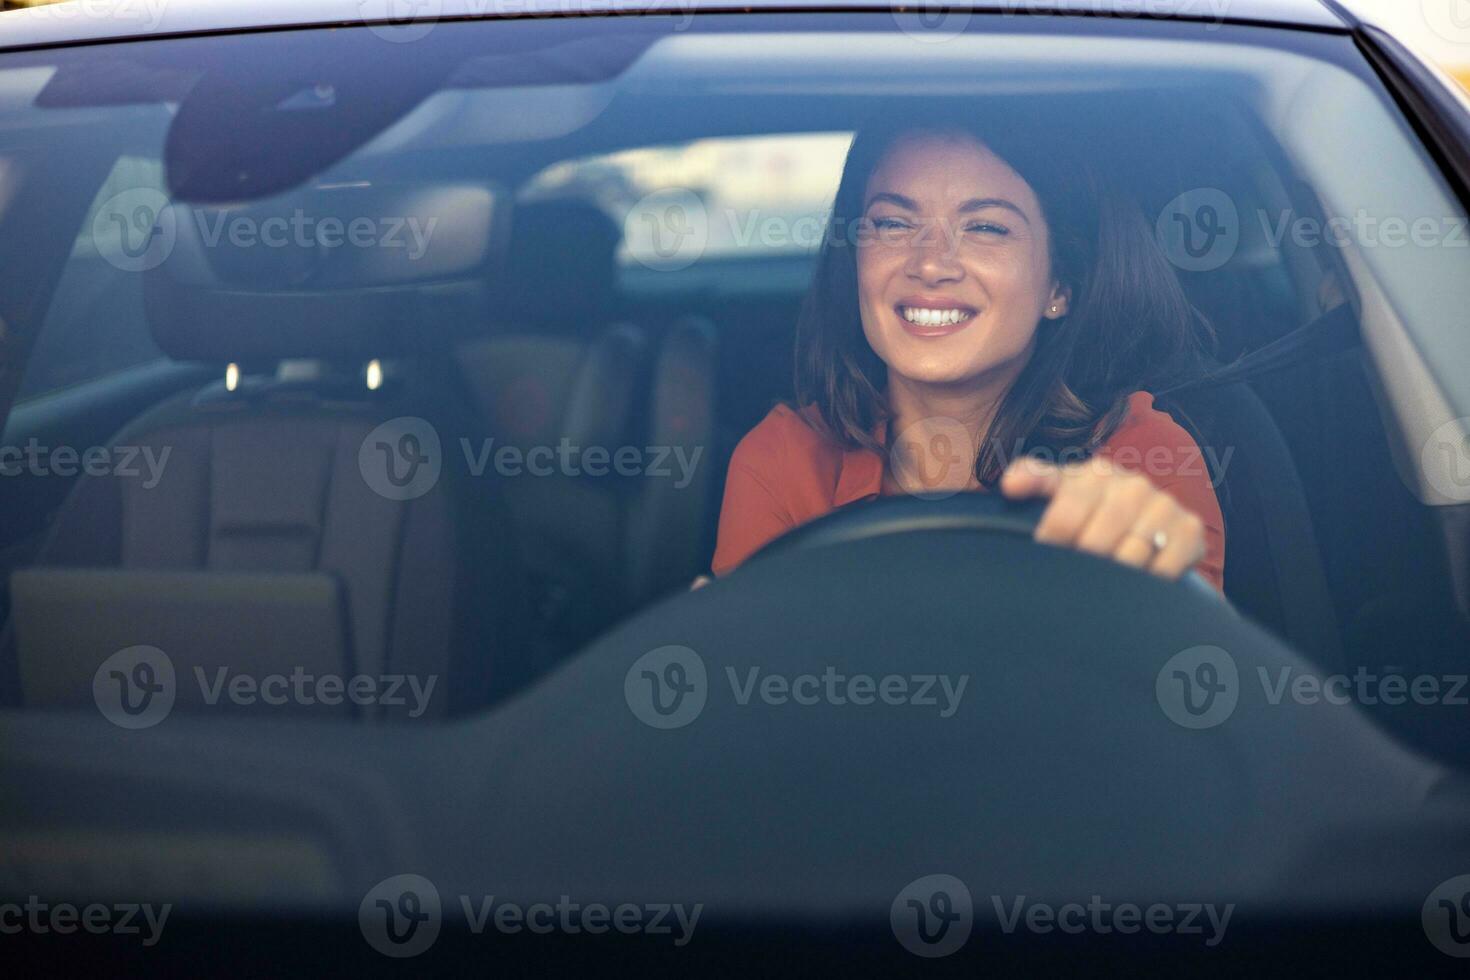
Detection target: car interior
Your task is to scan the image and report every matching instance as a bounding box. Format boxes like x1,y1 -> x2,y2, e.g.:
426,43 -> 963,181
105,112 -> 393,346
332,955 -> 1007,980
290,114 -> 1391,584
2,19 -> 1467,746
2,10 -> 1470,970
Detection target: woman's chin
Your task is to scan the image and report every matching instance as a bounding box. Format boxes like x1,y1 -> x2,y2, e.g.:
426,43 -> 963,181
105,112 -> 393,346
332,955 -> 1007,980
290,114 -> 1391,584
887,360 -> 989,388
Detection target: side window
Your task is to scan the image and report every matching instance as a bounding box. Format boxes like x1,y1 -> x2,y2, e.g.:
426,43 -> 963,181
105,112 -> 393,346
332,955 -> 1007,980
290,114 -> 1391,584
15,155 -> 166,402
520,132 -> 853,286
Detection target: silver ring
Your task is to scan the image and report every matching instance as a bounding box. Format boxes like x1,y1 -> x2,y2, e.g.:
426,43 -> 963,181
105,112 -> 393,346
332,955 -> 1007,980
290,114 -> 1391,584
1130,527 -> 1169,555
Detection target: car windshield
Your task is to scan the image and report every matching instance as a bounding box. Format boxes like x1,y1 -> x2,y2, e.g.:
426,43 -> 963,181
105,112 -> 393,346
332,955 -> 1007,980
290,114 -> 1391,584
3,7 -> 1470,971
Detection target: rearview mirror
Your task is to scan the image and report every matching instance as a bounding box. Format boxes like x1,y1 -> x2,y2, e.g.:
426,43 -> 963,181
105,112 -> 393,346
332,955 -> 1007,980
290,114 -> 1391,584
163,30 -> 448,203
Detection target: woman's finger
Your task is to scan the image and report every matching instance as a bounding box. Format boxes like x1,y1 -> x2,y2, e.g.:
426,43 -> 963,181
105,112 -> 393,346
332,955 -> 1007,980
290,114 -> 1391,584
998,456 -> 1063,499
1072,471 -> 1156,559
1146,509 -> 1208,580
1112,493 -> 1182,571
1032,464 -> 1111,547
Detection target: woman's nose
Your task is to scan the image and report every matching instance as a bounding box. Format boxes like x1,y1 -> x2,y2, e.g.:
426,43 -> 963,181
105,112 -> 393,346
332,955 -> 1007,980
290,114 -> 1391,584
904,226 -> 963,283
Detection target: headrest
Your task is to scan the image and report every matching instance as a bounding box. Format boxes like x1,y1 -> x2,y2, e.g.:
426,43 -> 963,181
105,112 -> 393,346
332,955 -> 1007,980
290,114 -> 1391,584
501,199 -> 622,326
144,182 -> 497,362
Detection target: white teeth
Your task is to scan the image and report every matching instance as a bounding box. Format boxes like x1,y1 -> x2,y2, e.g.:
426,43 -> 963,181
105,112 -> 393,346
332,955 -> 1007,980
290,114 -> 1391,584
901,307 -> 971,326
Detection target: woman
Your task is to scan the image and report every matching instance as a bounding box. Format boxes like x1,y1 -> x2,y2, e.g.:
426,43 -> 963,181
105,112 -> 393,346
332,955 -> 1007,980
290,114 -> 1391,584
709,120 -> 1225,589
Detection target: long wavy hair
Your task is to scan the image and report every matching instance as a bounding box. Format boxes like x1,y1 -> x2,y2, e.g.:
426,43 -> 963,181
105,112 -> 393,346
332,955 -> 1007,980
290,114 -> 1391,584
794,118 -> 1212,485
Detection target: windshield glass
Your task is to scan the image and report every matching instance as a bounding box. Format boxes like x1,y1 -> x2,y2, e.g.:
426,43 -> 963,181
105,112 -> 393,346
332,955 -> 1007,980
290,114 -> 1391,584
3,10 -> 1470,969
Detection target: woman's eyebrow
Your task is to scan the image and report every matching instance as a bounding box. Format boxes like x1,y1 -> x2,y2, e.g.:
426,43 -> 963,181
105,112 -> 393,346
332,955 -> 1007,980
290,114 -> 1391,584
864,191 -> 1031,225
958,198 -> 1030,224
864,191 -> 917,211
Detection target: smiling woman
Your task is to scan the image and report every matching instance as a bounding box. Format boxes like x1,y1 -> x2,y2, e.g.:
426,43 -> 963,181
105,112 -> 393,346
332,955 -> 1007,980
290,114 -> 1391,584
713,119 -> 1226,586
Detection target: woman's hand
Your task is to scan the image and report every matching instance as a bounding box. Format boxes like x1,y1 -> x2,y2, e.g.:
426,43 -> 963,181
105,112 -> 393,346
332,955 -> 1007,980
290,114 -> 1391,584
999,457 -> 1207,581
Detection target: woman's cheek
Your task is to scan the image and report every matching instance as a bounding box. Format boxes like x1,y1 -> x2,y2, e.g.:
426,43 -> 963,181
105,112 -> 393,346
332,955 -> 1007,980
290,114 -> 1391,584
855,245 -> 894,296
968,252 -> 1048,333
856,250 -> 899,346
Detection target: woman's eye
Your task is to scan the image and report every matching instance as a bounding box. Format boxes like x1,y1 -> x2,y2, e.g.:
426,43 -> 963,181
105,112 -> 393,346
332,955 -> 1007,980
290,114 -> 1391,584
871,216 -> 911,230
966,221 -> 1010,236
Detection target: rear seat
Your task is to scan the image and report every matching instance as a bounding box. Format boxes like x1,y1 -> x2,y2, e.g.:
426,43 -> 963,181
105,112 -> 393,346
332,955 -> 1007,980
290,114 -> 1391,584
456,199 -> 716,656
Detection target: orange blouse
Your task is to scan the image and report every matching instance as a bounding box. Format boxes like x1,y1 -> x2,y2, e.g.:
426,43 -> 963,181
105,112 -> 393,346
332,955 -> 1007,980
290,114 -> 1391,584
712,391 -> 1225,590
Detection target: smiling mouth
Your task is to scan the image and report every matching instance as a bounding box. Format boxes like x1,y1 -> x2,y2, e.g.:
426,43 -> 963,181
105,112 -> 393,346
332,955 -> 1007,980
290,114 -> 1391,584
896,304 -> 977,330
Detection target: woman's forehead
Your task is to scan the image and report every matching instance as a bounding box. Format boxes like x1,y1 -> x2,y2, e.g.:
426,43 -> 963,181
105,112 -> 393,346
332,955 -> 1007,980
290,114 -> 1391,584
865,133 -> 1034,209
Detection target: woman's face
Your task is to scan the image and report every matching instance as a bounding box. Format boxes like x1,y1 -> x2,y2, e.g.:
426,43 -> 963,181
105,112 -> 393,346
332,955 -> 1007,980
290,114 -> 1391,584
857,131 -> 1068,389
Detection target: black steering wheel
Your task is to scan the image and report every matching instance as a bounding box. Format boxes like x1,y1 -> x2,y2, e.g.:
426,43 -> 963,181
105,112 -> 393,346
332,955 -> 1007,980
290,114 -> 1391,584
750,493 -> 1218,597
752,493 -> 1048,563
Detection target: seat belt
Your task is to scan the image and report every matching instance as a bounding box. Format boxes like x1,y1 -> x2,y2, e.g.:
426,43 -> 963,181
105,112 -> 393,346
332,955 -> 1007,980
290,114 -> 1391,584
1154,302 -> 1359,666
1157,302 -> 1359,397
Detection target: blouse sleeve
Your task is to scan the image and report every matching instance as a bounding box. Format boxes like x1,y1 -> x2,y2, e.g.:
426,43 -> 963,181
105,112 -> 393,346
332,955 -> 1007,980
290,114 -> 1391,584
710,419 -> 798,577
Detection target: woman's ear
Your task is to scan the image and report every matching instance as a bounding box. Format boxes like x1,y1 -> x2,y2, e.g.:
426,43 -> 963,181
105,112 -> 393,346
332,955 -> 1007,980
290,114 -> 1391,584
1044,284 -> 1072,320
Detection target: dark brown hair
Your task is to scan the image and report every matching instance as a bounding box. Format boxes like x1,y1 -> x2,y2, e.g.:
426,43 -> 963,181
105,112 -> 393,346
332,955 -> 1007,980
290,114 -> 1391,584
794,117 -> 1212,485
